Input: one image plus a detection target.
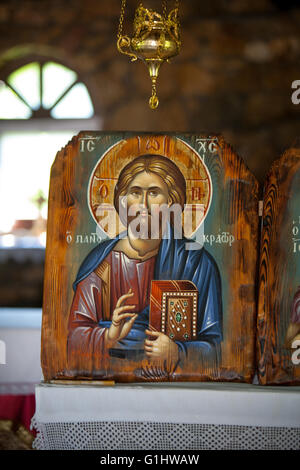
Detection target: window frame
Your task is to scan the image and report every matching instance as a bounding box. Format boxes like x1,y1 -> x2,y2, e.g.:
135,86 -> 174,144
0,56 -> 101,256
0,55 -> 100,121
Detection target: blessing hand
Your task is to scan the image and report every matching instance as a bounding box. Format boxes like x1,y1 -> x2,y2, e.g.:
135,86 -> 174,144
105,289 -> 138,347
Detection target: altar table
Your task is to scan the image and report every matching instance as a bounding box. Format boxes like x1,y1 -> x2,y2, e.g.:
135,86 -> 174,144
32,382 -> 300,450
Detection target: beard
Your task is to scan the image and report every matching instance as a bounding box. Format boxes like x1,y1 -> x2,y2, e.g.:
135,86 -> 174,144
126,206 -> 164,257
127,208 -> 163,240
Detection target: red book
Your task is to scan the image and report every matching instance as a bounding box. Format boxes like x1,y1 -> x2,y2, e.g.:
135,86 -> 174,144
149,280 -> 198,341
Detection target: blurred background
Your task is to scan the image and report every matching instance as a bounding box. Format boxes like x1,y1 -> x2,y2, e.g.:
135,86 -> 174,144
0,0 -> 300,448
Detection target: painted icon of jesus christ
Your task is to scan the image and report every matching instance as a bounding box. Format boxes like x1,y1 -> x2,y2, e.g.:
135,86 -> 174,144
67,154 -> 223,378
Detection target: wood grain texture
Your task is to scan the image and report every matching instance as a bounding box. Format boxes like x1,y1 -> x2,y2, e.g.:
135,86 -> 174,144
257,139 -> 300,385
41,132 -> 259,383
209,137 -> 259,383
41,135 -> 79,380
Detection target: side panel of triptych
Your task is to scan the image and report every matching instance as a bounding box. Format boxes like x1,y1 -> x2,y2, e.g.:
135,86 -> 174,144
257,140 -> 300,385
41,132 -> 259,383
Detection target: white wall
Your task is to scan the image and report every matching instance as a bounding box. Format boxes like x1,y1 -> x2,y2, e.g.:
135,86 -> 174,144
0,309 -> 43,394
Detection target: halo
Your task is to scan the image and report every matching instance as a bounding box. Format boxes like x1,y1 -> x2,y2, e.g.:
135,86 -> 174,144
88,135 -> 212,239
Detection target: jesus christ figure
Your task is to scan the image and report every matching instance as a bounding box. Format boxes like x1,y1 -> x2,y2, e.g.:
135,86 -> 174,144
67,154 -> 223,378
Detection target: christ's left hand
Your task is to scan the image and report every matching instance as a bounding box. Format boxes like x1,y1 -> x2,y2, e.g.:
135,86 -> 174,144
144,329 -> 179,363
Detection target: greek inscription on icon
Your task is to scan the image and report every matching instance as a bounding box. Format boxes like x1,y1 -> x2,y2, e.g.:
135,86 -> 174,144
79,136 -> 102,152
292,217 -> 300,253
196,137 -> 218,159
66,231 -> 102,245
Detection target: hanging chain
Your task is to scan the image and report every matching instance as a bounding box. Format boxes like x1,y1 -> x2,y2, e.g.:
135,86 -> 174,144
163,0 -> 180,18
162,0 -> 167,20
118,0 -> 127,40
117,0 -> 138,61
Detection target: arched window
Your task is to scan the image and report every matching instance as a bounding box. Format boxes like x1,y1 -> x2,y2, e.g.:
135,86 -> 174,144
0,60 -> 100,250
0,61 -> 94,119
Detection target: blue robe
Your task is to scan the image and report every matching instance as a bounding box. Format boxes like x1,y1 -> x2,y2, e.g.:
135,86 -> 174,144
73,224 -> 223,362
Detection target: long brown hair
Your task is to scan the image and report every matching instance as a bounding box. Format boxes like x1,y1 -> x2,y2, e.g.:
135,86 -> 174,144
114,154 -> 186,213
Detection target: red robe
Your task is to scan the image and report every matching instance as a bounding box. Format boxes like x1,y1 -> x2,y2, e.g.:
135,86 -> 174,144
67,250 -> 155,377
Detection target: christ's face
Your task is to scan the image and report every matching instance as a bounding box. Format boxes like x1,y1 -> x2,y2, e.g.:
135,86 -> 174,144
124,171 -> 170,239
126,171 -> 170,211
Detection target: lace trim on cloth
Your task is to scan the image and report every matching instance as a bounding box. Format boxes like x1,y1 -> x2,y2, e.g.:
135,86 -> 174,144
30,417 -> 300,450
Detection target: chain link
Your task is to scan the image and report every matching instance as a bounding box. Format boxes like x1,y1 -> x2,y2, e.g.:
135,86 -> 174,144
162,0 -> 167,20
118,0 -> 127,39
163,0 -> 180,20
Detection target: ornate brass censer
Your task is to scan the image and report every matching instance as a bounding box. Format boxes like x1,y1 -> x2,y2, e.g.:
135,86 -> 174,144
117,0 -> 181,109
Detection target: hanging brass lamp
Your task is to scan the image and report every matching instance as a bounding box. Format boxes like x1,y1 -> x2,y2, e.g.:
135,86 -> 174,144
117,0 -> 181,110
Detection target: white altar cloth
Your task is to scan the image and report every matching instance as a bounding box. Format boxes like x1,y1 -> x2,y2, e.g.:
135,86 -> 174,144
32,382 -> 300,450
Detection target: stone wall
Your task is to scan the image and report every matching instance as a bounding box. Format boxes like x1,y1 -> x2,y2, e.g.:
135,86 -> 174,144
0,0 -> 300,306
1,0 -> 300,181
0,253 -> 44,307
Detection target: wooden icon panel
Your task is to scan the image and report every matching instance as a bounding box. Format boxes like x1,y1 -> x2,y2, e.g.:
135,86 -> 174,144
257,140 -> 300,385
41,132 -> 259,383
